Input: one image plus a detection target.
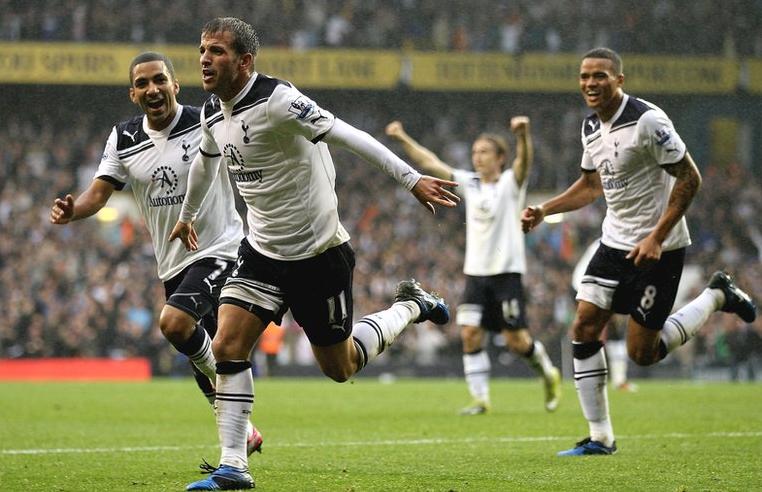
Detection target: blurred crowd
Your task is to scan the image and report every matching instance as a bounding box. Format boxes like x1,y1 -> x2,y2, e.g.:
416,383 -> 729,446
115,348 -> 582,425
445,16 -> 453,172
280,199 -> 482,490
1,0 -> 761,57
1,84 -> 760,380
0,0 -> 760,379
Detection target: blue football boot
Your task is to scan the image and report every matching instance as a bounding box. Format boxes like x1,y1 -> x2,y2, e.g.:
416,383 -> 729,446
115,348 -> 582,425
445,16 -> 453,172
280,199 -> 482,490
186,460 -> 254,491
394,279 -> 450,324
557,437 -> 617,456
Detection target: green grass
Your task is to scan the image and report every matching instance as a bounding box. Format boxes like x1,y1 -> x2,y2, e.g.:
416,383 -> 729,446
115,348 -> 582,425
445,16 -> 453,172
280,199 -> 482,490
1,378 -> 761,491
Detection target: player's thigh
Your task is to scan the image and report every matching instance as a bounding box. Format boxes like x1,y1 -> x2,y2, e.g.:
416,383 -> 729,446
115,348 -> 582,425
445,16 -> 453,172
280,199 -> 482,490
286,243 -> 356,347
219,240 -> 290,330
576,243 -> 626,317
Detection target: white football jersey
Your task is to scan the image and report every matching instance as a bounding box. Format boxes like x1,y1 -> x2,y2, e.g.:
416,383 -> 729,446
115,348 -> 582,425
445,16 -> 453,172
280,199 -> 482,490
96,105 -> 242,281
580,94 -> 691,251
452,168 -> 527,276
199,72 -> 350,260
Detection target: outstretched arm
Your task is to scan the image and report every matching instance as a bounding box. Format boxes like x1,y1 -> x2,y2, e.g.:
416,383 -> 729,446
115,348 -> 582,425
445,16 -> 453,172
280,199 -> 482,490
169,152 -> 221,251
324,118 -> 459,214
626,152 -> 701,266
509,116 -> 533,187
50,178 -> 115,224
521,170 -> 602,233
384,120 -> 453,180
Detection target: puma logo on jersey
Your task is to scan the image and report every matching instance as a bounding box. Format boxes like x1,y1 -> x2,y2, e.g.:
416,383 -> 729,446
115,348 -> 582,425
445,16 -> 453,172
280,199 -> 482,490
122,129 -> 139,142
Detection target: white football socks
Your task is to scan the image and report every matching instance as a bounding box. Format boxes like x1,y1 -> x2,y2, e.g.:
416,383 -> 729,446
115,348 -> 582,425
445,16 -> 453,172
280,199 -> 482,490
352,300 -> 419,368
525,340 -> 555,377
573,343 -> 614,447
463,350 -> 491,404
216,366 -> 253,470
660,288 -> 723,353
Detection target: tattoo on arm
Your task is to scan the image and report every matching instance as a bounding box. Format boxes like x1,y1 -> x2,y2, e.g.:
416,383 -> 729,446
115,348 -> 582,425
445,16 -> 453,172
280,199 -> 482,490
663,160 -> 700,215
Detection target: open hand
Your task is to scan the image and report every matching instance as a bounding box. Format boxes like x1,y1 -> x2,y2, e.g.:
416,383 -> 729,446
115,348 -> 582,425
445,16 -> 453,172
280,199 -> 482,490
411,176 -> 459,214
169,220 -> 199,251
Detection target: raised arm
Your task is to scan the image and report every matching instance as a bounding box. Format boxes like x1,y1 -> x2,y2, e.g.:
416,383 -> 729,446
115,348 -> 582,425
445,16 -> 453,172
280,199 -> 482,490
509,116 -> 533,187
324,118 -> 459,214
384,120 -> 453,180
50,178 -> 115,224
521,170 -> 603,233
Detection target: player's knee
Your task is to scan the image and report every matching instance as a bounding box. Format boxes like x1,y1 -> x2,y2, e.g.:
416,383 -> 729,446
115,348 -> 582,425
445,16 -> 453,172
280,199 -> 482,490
159,311 -> 194,343
504,329 -> 531,354
628,345 -> 658,366
460,325 -> 482,351
323,366 -> 353,383
571,315 -> 606,342
211,337 -> 237,362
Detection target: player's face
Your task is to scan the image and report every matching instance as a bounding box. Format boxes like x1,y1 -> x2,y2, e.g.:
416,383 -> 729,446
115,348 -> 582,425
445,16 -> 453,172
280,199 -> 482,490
471,138 -> 504,177
129,61 -> 179,131
579,57 -> 624,121
199,30 -> 250,101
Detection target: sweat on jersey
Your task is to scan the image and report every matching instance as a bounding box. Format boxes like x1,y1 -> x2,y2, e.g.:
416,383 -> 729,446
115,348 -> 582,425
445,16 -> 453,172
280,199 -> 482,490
192,72 -> 351,261
96,104 -> 242,281
580,93 -> 691,252
452,168 -> 527,276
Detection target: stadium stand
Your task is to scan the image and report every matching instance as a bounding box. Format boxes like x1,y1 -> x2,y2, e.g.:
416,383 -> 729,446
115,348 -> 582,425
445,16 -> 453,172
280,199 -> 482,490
0,1 -> 760,379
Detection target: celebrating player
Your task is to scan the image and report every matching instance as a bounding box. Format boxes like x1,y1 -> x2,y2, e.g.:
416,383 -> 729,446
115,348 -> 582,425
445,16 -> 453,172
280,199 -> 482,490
50,51 -> 263,455
385,118 -> 561,415
169,18 -> 458,491
521,47 -> 757,456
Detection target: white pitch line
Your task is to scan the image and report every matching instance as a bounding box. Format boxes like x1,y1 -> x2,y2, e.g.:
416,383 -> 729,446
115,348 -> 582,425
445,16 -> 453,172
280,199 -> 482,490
2,431 -> 760,456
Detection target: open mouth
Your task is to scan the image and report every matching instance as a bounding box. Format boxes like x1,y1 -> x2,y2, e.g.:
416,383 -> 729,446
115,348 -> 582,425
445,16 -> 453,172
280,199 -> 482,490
146,99 -> 164,110
202,69 -> 215,83
584,91 -> 601,105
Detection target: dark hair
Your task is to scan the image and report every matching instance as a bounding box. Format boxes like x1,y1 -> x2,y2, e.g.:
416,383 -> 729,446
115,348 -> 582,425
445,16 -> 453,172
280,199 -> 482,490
202,17 -> 260,57
582,47 -> 623,74
129,51 -> 175,84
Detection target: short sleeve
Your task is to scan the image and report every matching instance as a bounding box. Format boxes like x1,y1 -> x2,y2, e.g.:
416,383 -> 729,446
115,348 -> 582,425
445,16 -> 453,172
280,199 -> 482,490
580,148 -> 595,171
639,109 -> 686,166
94,127 -> 127,189
266,84 -> 336,143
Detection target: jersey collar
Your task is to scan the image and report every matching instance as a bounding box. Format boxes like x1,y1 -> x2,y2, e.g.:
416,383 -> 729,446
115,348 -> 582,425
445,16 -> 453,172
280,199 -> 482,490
143,104 -> 184,138
601,94 -> 629,130
221,72 -> 259,112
